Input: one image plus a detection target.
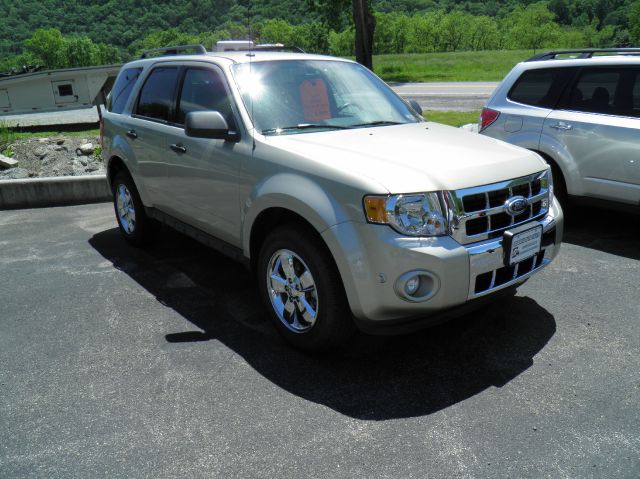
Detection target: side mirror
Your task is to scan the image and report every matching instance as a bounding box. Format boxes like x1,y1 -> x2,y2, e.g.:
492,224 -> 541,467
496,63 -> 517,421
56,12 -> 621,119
409,100 -> 423,116
185,111 -> 239,141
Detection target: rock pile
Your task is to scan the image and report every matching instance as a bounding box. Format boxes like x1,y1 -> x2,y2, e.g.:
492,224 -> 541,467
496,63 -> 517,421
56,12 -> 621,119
0,136 -> 105,179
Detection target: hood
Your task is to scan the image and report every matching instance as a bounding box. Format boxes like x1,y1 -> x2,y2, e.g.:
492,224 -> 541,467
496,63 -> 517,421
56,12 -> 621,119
263,122 -> 547,193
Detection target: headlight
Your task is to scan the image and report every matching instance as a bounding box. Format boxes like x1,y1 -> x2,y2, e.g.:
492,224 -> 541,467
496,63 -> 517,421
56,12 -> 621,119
364,192 -> 448,236
540,165 -> 554,208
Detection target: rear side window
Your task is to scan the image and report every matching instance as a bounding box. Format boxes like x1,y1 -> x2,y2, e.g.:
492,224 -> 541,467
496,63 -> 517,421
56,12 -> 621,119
107,67 -> 142,114
508,68 -> 573,108
563,68 -> 640,118
565,69 -> 619,115
633,74 -> 640,113
136,67 -> 179,121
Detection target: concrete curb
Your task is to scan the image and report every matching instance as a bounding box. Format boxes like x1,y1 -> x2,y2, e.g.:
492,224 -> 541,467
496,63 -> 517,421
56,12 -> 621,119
0,175 -> 110,210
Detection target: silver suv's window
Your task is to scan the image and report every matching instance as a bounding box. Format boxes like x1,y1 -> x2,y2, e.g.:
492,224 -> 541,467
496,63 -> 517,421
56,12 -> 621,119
232,60 -> 420,135
508,68 -> 574,109
563,67 -> 640,118
135,66 -> 179,122
177,67 -> 234,127
108,67 -> 142,114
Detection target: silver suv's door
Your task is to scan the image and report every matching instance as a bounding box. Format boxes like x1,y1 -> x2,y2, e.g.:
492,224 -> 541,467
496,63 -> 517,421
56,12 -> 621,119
542,67 -> 640,204
161,64 -> 247,246
128,66 -> 181,206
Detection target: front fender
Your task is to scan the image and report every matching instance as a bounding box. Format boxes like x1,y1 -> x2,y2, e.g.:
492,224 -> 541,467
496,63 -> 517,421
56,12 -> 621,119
241,173 -> 356,257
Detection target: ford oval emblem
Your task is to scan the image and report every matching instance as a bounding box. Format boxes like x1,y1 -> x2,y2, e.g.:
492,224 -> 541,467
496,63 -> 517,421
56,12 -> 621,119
504,196 -> 529,216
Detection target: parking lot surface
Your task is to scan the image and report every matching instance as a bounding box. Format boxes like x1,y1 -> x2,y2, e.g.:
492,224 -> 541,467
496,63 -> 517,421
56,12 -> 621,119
1,203 -> 639,478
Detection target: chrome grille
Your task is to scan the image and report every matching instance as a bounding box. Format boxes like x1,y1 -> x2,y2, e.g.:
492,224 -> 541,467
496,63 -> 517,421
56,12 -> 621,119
447,171 -> 550,245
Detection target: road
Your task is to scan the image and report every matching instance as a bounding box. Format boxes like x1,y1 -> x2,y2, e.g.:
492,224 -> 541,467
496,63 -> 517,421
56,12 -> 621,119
1,203 -> 638,478
0,82 -> 497,127
392,81 -> 498,111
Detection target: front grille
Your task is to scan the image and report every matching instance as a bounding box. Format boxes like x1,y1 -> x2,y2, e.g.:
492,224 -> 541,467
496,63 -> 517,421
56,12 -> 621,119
449,172 -> 550,245
474,251 -> 546,295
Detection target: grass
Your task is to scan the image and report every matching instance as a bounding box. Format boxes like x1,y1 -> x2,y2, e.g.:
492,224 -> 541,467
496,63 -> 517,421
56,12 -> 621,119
373,50 -> 536,83
11,128 -> 100,140
424,110 -> 480,127
0,121 -> 19,152
0,127 -> 99,144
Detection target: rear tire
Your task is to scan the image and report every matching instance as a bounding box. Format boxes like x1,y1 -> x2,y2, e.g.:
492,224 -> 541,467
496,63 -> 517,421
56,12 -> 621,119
112,171 -> 157,247
257,224 -> 355,351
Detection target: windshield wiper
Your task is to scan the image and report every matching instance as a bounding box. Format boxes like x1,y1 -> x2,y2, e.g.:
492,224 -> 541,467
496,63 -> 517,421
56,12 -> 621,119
349,120 -> 404,128
262,124 -> 352,135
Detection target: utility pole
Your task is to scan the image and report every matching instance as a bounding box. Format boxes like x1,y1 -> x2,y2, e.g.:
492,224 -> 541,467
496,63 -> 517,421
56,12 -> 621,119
352,0 -> 375,70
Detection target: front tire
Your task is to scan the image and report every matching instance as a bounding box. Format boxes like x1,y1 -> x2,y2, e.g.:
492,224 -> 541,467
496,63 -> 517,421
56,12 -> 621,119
112,171 -> 157,247
257,224 -> 355,351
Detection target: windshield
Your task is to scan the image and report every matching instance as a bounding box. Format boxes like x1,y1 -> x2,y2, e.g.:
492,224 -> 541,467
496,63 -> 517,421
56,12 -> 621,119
232,60 -> 421,135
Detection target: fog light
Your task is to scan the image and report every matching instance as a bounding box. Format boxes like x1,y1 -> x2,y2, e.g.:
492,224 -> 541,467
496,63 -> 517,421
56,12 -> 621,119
405,276 -> 420,295
394,270 -> 440,303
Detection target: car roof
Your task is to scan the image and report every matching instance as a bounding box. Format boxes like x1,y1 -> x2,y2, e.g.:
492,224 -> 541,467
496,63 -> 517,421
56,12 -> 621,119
122,51 -> 353,69
518,55 -> 640,70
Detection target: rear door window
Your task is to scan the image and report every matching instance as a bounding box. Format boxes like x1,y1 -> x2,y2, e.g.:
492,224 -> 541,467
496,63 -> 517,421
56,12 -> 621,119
508,68 -> 574,108
108,67 -> 142,114
564,69 -> 621,115
135,66 -> 179,122
633,73 -> 640,117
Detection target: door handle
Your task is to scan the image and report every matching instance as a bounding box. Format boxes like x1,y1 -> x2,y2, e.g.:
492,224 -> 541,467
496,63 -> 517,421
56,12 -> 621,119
170,143 -> 187,154
550,122 -> 572,131
126,129 -> 138,139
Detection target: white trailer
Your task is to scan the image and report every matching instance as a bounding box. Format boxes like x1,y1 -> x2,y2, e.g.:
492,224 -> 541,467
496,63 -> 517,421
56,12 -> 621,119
0,64 -> 121,116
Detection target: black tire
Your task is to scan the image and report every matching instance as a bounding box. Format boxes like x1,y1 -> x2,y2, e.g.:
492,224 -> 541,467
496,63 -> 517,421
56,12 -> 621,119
112,170 -> 157,247
257,224 -> 355,351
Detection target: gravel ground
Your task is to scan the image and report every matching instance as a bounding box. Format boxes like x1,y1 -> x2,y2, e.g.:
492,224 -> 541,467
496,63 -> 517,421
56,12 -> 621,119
0,135 -> 104,179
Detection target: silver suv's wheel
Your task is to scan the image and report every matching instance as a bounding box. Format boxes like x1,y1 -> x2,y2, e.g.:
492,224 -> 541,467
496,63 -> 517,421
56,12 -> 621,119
267,249 -> 319,333
116,184 -> 136,234
112,171 -> 157,246
258,224 -> 355,351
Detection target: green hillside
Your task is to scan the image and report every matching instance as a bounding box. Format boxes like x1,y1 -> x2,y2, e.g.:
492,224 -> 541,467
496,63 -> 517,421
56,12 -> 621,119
1,0 -> 638,71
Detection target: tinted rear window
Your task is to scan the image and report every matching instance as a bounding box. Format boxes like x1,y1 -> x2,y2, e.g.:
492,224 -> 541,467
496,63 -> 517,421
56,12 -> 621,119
563,68 -> 640,117
108,68 -> 142,114
508,68 -> 573,108
136,67 -> 179,121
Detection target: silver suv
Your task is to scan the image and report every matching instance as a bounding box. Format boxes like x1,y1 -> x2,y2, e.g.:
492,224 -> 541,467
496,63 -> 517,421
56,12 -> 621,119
102,45 -> 563,350
480,48 -> 640,210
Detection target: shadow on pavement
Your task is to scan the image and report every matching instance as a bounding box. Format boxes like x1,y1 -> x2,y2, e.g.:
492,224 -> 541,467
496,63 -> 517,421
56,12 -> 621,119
90,227 -> 556,420
563,204 -> 640,260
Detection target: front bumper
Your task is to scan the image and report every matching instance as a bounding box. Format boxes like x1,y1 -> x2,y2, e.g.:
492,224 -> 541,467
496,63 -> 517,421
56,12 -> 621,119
321,198 -> 563,327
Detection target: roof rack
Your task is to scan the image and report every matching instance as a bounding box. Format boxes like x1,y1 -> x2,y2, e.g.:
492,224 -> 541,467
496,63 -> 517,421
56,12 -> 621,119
226,45 -> 306,53
140,44 -> 207,59
527,48 -> 640,62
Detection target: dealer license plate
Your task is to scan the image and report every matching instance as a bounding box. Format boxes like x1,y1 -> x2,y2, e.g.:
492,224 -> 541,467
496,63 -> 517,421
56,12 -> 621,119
504,225 -> 542,266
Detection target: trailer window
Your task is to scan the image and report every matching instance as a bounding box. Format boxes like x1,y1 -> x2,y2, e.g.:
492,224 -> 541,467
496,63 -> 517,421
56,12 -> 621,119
57,84 -> 74,97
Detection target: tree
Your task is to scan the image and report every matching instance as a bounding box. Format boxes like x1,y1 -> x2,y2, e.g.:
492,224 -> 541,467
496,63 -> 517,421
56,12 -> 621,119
630,0 -> 640,44
352,0 -> 376,69
64,37 -> 100,68
24,28 -> 66,69
307,0 -> 376,69
508,2 -> 561,51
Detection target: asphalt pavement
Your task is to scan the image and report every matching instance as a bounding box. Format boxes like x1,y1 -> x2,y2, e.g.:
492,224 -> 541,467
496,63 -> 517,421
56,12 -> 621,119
392,82 -> 498,111
1,203 -> 638,478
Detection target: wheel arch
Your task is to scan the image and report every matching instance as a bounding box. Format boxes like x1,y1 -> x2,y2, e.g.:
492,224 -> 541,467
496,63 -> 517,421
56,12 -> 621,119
106,155 -> 128,191
530,148 -> 569,198
248,207 -> 330,273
